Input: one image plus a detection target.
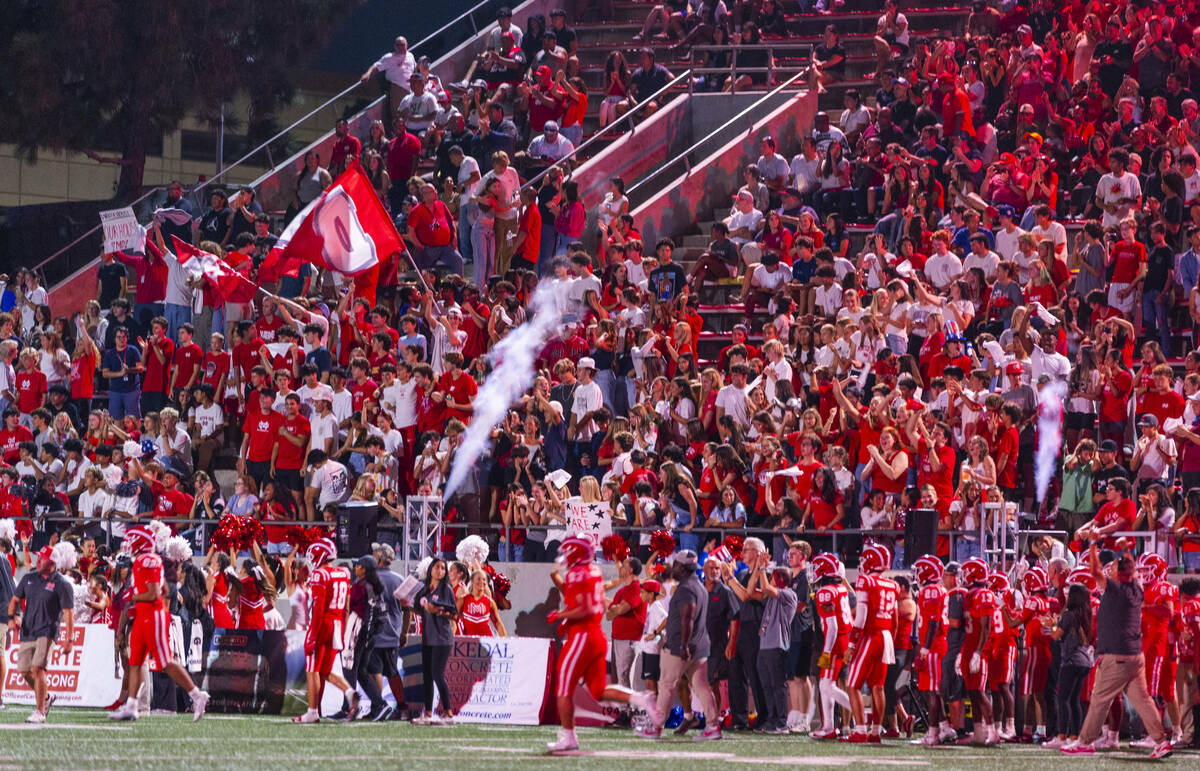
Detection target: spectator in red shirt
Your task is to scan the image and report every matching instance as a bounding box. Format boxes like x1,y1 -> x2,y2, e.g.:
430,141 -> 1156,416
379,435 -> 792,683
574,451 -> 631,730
349,358 -> 379,415
274,393 -> 312,506
13,348 -> 46,425
386,122 -> 422,211
168,323 -> 204,403
239,390 -> 283,487
513,186 -> 542,271
115,239 -> 169,332
0,408 -> 33,464
405,183 -> 463,273
435,351 -> 477,424
994,403 -> 1021,501
139,316 -> 175,414
328,119 -> 362,176
1076,476 -> 1136,548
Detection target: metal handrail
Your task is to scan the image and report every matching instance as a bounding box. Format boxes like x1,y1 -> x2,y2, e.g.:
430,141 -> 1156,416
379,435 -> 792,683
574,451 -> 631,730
33,0 -> 501,278
519,68 -> 693,193
626,67 -> 810,198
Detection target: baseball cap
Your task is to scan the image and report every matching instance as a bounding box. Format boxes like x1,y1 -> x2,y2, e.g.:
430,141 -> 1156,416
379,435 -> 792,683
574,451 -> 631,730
999,152 -> 1017,165
944,561 -> 961,575
1005,361 -> 1025,375
937,72 -> 955,85
536,65 -> 552,78
1019,103 -> 1035,114
641,580 -> 663,595
577,357 -> 596,371
1138,414 -> 1159,427
35,545 -> 54,563
1024,131 -> 1043,143
997,204 -> 1017,218
1098,439 -> 1119,453
672,550 -> 699,568
783,187 -> 804,199
1018,23 -> 1033,35
734,190 -> 753,202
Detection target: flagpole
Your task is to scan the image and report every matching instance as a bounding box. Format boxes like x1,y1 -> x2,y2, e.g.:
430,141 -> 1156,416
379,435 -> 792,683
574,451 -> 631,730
399,247 -> 444,316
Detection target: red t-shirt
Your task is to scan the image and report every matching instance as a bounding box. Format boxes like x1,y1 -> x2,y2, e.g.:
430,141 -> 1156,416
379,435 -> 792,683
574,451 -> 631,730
150,481 -> 194,527
918,440 -> 957,502
1099,370 -> 1133,423
277,413 -> 311,470
242,410 -> 284,462
256,316 -> 285,343
409,201 -> 454,247
172,342 -> 203,391
1110,240 -> 1145,284
350,377 -> 378,413
141,337 -> 175,394
1096,497 -> 1137,547
202,350 -> 231,391
414,384 -> 444,436
1141,389 -> 1184,428
70,350 -> 98,400
610,580 -> 647,641
518,202 -> 542,264
437,370 -> 477,424
0,425 -> 33,463
807,489 -> 844,529
996,426 -> 1019,488
233,338 -> 265,385
387,132 -> 422,182
15,369 -> 47,414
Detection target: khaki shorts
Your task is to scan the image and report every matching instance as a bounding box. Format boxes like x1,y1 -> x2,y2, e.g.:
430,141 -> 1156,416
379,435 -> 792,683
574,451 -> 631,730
18,637 -> 53,672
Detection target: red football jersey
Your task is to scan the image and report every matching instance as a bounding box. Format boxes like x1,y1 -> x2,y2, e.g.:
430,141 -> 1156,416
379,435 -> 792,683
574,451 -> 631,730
854,573 -> 899,635
816,582 -> 852,648
1020,593 -> 1054,650
917,583 -> 948,653
561,563 -> 605,632
963,586 -> 996,651
1142,580 -> 1177,657
305,564 -> 351,649
132,553 -> 165,612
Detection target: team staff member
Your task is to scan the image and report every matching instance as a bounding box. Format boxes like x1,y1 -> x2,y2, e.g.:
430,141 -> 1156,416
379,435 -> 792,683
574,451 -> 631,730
7,546 -> 74,724
722,536 -> 768,730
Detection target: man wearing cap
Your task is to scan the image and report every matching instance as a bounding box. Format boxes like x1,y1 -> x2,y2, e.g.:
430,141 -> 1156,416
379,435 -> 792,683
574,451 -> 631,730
567,357 -> 603,472
525,121 -> 574,171
8,545 -> 74,724
1131,415 -> 1176,491
1062,543 -> 1172,757
992,204 -> 1025,262
725,191 -> 764,250
398,73 -> 438,135
521,65 -> 566,134
533,30 -> 568,74
811,111 -> 847,155
642,551 -> 720,739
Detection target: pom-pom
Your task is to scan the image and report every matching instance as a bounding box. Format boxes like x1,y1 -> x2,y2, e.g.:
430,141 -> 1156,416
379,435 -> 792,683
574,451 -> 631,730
164,536 -> 192,563
212,514 -> 266,552
0,518 -> 15,543
415,556 -> 434,581
650,530 -> 676,557
490,571 -> 511,609
51,541 -> 78,571
601,534 -> 630,562
652,562 -> 667,576
146,520 -> 171,553
122,439 -> 143,459
284,526 -> 309,549
721,535 -> 744,560
14,519 -> 32,541
455,535 -> 489,565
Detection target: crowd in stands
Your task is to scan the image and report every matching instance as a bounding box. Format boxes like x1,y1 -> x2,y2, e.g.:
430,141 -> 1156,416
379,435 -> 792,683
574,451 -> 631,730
0,0 -> 1198,586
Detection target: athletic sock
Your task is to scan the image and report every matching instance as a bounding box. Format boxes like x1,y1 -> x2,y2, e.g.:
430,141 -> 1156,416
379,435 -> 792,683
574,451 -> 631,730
683,711 -> 694,720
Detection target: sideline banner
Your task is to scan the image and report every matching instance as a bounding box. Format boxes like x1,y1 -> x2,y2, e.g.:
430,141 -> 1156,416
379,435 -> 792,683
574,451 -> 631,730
2,625 -> 123,707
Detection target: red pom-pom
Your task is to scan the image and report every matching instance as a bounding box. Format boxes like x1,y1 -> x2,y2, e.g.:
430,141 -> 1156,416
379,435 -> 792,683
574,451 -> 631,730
482,563 -> 497,577
721,535 -> 744,560
284,526 -> 308,549
652,562 -> 667,576
650,530 -> 675,557
304,526 -> 325,547
601,534 -> 630,562
491,572 -> 511,598
14,518 -> 32,541
213,514 -> 267,552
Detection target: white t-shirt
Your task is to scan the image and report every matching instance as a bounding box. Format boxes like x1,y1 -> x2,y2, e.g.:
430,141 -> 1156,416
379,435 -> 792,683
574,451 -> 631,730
963,250 -> 1000,281
297,382 -> 335,418
311,460 -> 351,508
330,388 -> 354,427
715,384 -> 751,429
726,208 -> 764,245
309,412 -> 339,455
78,488 -> 113,522
570,380 -> 604,442
993,226 -> 1025,262
789,154 -> 821,193
1096,171 -> 1142,227
383,378 -> 417,429
1031,221 -> 1067,256
39,348 -> 70,386
750,264 -> 788,293
925,252 -> 964,290
156,427 -> 192,469
96,462 -> 123,491
20,287 -> 48,332
624,258 -> 648,288
398,91 -> 439,131
815,284 -> 842,315
192,403 -> 224,439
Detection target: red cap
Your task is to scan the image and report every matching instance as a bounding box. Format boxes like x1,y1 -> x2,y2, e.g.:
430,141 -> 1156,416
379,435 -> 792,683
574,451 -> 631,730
1005,361 -> 1025,375
641,579 -> 663,595
937,72 -> 955,84
984,205 -> 999,220
35,545 -> 54,563
999,152 -> 1017,165
536,65 -> 552,78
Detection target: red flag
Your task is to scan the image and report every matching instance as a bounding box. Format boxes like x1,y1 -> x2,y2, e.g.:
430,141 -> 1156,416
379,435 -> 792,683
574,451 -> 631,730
258,159 -> 403,283
171,237 -> 257,304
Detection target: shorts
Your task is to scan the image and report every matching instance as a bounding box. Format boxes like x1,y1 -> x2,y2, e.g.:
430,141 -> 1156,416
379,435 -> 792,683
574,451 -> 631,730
963,651 -> 990,692
1019,646 -> 1050,695
1147,655 -> 1177,702
882,34 -> 910,55
789,627 -> 815,679
306,644 -> 339,677
17,637 -> 53,671
1065,411 -> 1096,431
988,643 -> 1016,691
707,651 -> 730,683
557,627 -> 608,699
367,646 -> 400,678
129,608 -> 172,669
848,631 -> 890,689
641,652 -> 661,682
918,647 -> 944,692
274,467 -> 303,490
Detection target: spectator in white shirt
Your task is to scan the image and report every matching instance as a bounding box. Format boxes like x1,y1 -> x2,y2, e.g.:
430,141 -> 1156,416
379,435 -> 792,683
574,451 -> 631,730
360,36 -> 416,118
924,231 -> 964,290
993,205 -> 1025,262
725,191 -> 765,247
526,121 -> 575,165
963,233 -> 1001,281
1094,148 -> 1143,227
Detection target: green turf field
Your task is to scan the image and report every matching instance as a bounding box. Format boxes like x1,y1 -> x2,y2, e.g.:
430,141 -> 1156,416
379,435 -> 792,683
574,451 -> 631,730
0,708 -> 1190,769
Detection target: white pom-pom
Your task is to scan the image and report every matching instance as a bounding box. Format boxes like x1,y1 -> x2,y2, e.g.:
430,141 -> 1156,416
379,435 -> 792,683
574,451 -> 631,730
415,556 -> 434,582
164,536 -> 193,563
123,439 -> 143,459
455,535 -> 489,566
146,520 -> 171,553
51,541 -> 78,571
0,518 -> 15,543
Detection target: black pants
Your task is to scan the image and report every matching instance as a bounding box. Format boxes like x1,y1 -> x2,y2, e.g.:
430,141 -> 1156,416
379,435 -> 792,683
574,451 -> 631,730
353,639 -> 384,710
755,647 -> 788,730
941,644 -> 964,703
729,632 -> 767,727
422,643 -> 451,712
885,647 -> 912,719
1057,664 -> 1089,737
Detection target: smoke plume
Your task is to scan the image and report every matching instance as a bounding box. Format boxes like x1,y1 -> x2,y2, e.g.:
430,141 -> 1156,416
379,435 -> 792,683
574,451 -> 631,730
442,282 -> 564,499
1035,380 -> 1068,505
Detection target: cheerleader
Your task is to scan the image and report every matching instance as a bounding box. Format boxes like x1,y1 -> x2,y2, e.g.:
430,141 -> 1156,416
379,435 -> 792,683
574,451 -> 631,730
457,571 -> 508,637
225,544 -> 276,630
204,548 -> 237,629
283,546 -> 311,632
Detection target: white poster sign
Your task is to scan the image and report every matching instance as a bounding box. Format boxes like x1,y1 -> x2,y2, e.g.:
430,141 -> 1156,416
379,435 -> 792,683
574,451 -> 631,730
3,624 -> 123,707
100,207 -> 145,253
565,499 -> 612,550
